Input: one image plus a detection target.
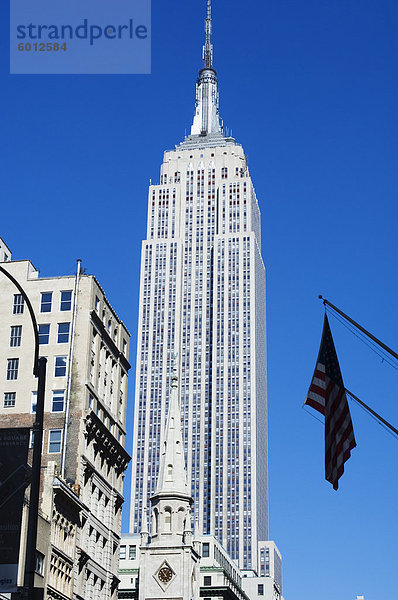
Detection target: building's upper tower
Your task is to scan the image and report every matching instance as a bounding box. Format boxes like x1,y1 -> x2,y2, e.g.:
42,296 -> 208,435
191,0 -> 221,136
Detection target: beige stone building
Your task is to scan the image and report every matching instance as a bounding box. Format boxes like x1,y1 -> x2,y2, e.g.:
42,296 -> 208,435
0,238 -> 131,600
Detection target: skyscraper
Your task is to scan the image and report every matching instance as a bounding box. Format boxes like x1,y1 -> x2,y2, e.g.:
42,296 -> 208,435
130,0 -> 268,571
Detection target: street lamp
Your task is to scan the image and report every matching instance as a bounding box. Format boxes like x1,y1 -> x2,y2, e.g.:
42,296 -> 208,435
0,265 -> 46,600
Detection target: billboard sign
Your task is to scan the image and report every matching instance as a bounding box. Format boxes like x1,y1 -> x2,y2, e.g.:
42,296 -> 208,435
0,428 -> 30,593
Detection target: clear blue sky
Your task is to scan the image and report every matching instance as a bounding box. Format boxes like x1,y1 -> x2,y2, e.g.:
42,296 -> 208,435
1,1 -> 397,599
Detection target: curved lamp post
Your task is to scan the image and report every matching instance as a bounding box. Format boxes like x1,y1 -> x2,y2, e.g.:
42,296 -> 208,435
0,265 -> 46,600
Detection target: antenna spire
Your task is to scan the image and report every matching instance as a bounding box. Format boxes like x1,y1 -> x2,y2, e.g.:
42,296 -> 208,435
203,0 -> 213,69
190,0 -> 221,136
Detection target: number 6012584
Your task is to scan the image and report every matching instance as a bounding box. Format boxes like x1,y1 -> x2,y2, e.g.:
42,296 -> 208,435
18,42 -> 67,51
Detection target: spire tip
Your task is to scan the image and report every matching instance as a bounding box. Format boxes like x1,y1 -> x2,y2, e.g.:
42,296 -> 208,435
203,0 -> 213,69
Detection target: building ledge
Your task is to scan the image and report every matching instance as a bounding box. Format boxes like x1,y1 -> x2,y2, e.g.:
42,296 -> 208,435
53,477 -> 87,511
84,410 -> 131,474
200,587 -> 249,600
50,544 -> 74,567
46,583 -> 72,600
91,310 -> 131,372
76,548 -> 109,581
118,592 -> 138,600
173,132 -> 237,151
119,568 -> 139,574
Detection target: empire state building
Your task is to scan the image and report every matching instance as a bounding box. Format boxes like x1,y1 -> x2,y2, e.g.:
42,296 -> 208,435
130,0 -> 268,571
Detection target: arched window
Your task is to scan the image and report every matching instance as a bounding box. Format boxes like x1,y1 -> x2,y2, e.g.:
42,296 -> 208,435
178,507 -> 185,531
164,507 -> 172,532
153,508 -> 159,534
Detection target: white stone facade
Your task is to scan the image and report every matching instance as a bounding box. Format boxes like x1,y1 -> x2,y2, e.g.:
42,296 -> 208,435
130,109 -> 268,574
118,533 -> 283,600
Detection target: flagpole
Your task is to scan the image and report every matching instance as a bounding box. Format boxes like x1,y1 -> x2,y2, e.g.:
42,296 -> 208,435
318,295 -> 398,361
345,388 -> 398,437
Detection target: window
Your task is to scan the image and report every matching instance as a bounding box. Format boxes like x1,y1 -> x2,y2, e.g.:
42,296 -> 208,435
54,356 -> 67,377
60,290 -> 72,311
95,296 -> 100,312
6,358 -> 19,380
10,325 -> 22,347
57,323 -> 70,343
13,294 -> 24,314
35,551 -> 44,576
204,576 -> 212,587
4,392 -> 16,408
129,545 -> 136,560
52,390 -> 65,412
258,585 -> 264,596
38,324 -> 50,345
119,545 -> 126,560
40,292 -> 52,313
31,391 -> 37,414
122,339 -> 127,354
202,542 -> 210,558
164,508 -> 172,532
48,429 -> 62,453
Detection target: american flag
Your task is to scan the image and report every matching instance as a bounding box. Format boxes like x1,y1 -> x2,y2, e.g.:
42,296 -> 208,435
305,314 -> 356,490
